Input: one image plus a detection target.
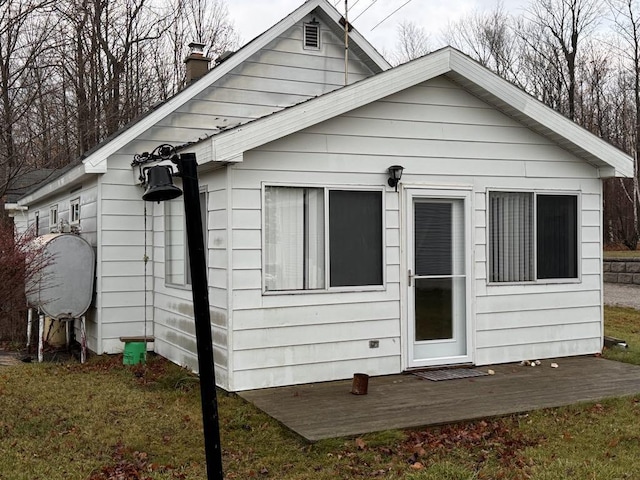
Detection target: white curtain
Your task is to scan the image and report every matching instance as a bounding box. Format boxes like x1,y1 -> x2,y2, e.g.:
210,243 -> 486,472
265,187 -> 324,290
165,198 -> 186,285
489,192 -> 533,282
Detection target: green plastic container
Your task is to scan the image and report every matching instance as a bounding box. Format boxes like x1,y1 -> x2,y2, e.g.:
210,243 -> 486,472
123,342 -> 146,365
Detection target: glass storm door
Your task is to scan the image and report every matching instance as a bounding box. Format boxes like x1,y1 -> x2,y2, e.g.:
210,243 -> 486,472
408,193 -> 470,367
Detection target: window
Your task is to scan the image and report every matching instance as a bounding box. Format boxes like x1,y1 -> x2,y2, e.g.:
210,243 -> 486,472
34,212 -> 40,236
165,190 -> 208,286
303,22 -> 320,49
264,186 -> 383,292
488,191 -> 578,283
49,205 -> 58,230
70,198 -> 80,225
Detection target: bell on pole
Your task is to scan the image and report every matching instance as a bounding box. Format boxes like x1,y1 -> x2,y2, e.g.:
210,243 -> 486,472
142,165 -> 183,202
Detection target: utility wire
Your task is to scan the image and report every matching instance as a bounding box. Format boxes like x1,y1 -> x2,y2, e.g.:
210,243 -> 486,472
353,0 -> 378,23
348,0 -> 363,11
371,0 -> 415,30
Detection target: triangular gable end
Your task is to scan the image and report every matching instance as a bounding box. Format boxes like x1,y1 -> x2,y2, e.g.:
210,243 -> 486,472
80,0 -> 390,174
194,47 -> 632,178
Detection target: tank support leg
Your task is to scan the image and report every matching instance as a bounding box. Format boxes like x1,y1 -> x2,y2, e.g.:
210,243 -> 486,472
38,313 -> 44,363
65,320 -> 71,350
26,308 -> 33,351
80,316 -> 87,364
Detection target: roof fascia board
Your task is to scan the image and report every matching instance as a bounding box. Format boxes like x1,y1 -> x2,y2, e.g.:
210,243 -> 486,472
447,50 -> 633,177
18,164 -> 88,206
82,0 -> 389,172
210,49 -> 452,162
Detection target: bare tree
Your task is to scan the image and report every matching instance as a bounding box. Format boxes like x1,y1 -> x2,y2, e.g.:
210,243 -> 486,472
444,2 -> 518,80
603,0 -> 640,247
391,20 -> 431,65
0,0 -> 56,202
523,0 -> 602,120
158,0 -> 239,95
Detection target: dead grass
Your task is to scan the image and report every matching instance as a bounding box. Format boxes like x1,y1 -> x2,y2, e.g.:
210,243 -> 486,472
602,306 -> 640,365
1,307 -> 640,479
603,250 -> 640,258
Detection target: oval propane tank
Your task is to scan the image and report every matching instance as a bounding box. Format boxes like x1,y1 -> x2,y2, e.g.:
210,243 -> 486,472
26,233 -> 95,319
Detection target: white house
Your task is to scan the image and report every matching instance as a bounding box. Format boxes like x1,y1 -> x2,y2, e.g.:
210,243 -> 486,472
7,0 -> 633,392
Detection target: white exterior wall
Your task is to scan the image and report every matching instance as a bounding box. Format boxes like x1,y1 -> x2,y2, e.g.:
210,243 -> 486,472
95,14 -> 379,388
226,76 -> 603,391
16,180 -> 99,350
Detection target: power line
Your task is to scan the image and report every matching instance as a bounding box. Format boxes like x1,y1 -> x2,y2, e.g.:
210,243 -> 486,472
348,0 -> 363,11
353,0 -> 378,23
371,0 -> 415,30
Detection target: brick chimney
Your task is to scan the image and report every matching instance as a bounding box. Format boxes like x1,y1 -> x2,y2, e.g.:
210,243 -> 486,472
184,42 -> 211,84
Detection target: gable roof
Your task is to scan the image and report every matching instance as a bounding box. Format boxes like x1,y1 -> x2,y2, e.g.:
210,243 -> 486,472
191,47 -> 632,178
80,0 -> 389,174
15,0 -> 389,206
4,169 -> 57,203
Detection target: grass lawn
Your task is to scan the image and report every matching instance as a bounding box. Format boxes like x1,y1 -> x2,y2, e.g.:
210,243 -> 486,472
603,250 -> 640,258
1,307 -> 640,480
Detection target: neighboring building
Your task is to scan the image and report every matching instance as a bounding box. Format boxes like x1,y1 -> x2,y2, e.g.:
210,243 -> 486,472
7,0 -> 633,391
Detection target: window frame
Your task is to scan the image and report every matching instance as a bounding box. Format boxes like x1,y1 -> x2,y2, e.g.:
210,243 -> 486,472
486,189 -> 581,285
49,204 -> 58,231
70,198 -> 81,225
164,185 -> 208,289
262,183 -> 386,295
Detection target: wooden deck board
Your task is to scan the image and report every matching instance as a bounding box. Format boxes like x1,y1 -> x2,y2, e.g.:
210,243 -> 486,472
239,356 -> 640,441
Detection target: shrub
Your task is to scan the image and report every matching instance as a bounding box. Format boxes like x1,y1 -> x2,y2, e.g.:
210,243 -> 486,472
0,217 -> 48,343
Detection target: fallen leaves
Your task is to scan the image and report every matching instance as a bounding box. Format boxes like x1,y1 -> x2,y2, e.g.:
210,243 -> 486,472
87,442 -> 181,480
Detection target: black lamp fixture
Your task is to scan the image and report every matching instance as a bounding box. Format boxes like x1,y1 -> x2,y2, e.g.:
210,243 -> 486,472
387,165 -> 404,192
132,144 -> 224,480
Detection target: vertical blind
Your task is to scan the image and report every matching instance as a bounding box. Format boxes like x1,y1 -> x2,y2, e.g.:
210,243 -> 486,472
489,192 -> 534,282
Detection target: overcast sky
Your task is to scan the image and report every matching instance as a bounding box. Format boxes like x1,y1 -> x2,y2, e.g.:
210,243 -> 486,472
227,0 -> 529,54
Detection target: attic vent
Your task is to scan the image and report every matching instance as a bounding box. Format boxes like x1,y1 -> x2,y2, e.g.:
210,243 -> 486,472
304,22 -> 320,49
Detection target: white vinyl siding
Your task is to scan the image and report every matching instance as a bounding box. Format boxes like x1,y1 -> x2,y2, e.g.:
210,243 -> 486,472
91,16 -> 380,387
225,75 -> 602,390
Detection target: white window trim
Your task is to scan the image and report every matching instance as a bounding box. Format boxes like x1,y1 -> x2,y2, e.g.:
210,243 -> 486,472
70,198 -> 81,225
49,204 -> 58,230
486,188 -> 582,286
261,182 -> 386,295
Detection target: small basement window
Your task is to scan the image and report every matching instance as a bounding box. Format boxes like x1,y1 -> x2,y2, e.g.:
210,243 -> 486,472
304,22 -> 320,50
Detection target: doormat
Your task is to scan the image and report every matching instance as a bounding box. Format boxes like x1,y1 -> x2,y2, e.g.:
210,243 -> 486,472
412,368 -> 489,381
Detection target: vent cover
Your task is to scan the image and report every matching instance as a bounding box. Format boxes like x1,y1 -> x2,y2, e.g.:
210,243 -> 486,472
304,23 -> 320,49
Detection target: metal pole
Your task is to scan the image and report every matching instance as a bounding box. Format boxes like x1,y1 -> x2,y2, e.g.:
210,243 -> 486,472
176,152 -> 224,480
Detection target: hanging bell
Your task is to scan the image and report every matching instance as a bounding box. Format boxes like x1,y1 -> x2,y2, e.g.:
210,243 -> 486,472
142,165 -> 183,202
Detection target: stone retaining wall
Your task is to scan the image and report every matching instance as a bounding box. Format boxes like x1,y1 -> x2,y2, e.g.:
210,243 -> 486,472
604,258 -> 640,284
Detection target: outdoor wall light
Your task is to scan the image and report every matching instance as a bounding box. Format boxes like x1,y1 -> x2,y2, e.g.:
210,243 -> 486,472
387,165 -> 404,191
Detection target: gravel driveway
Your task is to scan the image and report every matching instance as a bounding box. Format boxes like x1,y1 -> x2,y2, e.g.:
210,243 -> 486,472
604,283 -> 640,310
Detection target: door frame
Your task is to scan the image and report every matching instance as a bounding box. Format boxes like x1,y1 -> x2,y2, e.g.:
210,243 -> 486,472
402,186 -> 474,369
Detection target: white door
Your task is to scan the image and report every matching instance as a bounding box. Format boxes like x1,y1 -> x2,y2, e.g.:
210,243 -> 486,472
407,190 -> 471,368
